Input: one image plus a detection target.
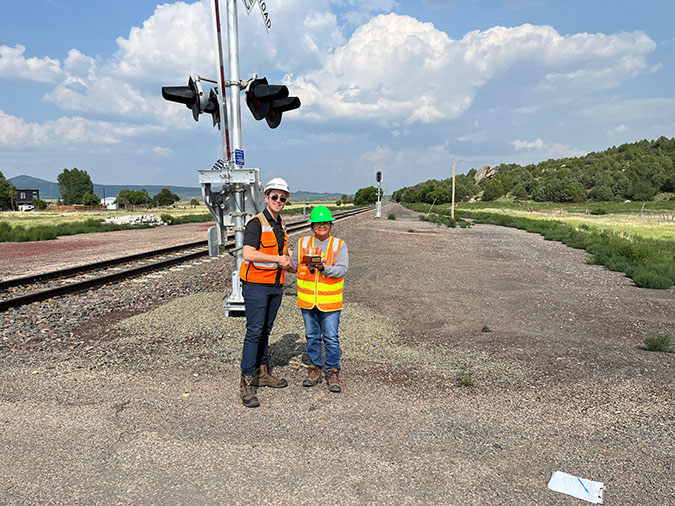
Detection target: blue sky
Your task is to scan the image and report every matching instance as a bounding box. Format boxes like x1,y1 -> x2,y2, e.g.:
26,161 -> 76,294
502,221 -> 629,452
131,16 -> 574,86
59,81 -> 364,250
1,0 -> 674,194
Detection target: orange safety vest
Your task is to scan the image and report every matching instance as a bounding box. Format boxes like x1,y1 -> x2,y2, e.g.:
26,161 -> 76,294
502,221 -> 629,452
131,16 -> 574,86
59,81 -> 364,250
239,212 -> 288,285
296,235 -> 344,311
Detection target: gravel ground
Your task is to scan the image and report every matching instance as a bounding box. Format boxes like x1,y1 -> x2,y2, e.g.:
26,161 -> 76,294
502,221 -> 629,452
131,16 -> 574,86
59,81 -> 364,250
1,203 -> 673,505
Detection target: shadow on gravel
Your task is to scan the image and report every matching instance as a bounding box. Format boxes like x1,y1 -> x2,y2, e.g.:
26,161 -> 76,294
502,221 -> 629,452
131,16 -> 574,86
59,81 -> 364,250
269,332 -> 305,367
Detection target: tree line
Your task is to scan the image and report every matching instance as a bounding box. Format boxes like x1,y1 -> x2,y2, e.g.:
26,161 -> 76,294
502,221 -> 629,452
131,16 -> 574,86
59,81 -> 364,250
393,136 -> 675,204
0,168 -> 183,210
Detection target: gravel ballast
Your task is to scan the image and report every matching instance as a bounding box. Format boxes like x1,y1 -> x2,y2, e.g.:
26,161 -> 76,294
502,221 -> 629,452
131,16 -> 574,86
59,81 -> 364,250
1,203 -> 673,505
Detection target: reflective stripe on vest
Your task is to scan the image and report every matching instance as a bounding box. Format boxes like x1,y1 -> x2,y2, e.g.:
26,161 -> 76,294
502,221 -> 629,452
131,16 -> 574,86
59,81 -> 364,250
239,212 -> 288,285
296,235 -> 344,311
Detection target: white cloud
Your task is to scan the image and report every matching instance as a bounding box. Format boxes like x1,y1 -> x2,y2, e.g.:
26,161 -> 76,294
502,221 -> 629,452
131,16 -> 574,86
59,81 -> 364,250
608,124 -> 629,136
112,1 -> 214,83
0,44 -> 63,83
291,16 -> 656,125
511,138 -> 587,158
0,110 -> 162,147
152,146 -> 172,156
5,0 -> 349,126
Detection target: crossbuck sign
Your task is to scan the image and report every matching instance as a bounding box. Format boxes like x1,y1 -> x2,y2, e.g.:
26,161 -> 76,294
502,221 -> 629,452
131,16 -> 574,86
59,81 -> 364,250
241,0 -> 272,32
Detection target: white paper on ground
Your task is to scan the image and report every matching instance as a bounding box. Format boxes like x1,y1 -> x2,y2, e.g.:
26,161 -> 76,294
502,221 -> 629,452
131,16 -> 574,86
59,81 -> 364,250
547,471 -> 604,504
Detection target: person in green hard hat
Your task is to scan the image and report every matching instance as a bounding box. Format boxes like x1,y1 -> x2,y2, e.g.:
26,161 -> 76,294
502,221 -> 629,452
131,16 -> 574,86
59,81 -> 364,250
289,205 -> 349,392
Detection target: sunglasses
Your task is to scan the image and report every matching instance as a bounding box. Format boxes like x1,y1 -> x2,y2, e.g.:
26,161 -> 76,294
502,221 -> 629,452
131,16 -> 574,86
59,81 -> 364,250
313,223 -> 331,228
268,194 -> 287,203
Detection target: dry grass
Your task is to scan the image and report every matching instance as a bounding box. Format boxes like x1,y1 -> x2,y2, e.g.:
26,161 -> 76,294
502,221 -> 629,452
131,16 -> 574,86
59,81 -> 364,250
0,205 -> 211,229
472,208 -> 675,240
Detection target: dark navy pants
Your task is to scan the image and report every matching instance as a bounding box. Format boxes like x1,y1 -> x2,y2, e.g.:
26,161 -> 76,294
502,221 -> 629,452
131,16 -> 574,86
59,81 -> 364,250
240,282 -> 283,375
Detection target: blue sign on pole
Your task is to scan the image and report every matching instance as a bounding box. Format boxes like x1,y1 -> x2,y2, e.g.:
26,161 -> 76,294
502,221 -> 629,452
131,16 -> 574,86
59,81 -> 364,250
234,149 -> 245,166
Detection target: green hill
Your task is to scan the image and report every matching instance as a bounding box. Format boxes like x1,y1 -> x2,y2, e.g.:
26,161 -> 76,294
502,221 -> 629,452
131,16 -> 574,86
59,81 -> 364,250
394,136 -> 675,204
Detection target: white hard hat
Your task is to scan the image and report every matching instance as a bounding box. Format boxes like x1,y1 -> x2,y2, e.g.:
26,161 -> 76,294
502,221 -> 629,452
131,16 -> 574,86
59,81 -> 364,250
264,177 -> 290,195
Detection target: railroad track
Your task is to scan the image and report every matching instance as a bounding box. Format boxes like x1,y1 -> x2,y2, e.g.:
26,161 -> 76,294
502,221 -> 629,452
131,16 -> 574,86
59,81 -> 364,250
0,206 -> 372,312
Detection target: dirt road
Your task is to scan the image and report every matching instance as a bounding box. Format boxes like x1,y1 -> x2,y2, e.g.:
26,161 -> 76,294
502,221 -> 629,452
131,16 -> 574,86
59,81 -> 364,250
1,203 -> 673,504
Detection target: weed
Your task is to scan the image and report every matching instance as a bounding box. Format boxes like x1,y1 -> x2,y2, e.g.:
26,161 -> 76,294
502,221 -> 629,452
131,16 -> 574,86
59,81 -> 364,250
420,213 -> 456,228
457,365 -> 475,387
408,229 -> 415,233
482,326 -> 492,333
644,334 -> 673,353
387,213 -> 396,220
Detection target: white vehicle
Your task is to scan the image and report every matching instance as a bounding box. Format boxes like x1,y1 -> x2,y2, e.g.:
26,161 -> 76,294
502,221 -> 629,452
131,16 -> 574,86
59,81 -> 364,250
18,204 -> 34,212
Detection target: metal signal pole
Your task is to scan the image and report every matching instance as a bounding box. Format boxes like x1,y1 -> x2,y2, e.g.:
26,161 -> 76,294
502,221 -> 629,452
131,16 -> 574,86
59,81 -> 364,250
203,0 -> 265,316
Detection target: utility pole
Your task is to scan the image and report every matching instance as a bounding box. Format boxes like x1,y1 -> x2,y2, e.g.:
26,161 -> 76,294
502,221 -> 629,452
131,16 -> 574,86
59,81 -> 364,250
451,158 -> 456,219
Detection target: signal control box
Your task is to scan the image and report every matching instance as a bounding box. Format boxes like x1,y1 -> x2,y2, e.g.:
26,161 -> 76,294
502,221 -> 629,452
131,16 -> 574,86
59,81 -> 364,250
302,255 -> 323,266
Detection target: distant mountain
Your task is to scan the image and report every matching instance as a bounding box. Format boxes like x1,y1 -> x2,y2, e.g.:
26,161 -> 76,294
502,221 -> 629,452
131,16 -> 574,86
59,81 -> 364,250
9,175 -> 202,200
9,175 -> 344,201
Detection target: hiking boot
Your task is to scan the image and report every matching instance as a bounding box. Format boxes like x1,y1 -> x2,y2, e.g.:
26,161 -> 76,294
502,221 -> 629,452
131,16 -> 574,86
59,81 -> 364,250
254,364 -> 288,388
326,368 -> 341,393
302,365 -> 322,387
240,374 -> 260,408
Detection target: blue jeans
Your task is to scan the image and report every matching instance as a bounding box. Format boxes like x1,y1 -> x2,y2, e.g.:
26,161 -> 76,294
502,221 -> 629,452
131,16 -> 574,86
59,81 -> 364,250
301,308 -> 341,371
241,283 -> 283,375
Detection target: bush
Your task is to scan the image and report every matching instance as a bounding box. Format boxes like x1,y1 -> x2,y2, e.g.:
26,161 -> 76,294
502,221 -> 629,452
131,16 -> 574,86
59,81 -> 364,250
82,191 -> 101,207
630,267 -> 674,289
590,208 -> 607,215
457,366 -> 474,387
644,334 -> 673,353
31,198 -> 49,210
420,213 -> 456,228
387,213 -> 396,220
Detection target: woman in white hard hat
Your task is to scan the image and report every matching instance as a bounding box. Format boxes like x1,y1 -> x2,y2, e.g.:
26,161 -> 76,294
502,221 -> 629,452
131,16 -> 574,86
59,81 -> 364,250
237,177 -> 292,408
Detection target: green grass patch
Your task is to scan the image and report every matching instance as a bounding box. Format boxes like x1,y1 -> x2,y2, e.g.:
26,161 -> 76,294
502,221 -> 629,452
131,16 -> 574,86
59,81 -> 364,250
0,213 -> 215,242
403,203 -> 675,290
419,213 -> 456,228
0,218 -> 161,242
469,211 -> 675,289
457,365 -> 475,387
644,334 -> 673,353
387,212 -> 397,220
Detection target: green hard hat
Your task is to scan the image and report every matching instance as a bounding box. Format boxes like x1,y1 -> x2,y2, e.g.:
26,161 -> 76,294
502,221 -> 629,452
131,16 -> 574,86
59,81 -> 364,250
308,205 -> 334,223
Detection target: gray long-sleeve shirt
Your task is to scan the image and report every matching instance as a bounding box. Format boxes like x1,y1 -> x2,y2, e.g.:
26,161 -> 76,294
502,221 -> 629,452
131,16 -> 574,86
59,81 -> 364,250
291,236 -> 349,278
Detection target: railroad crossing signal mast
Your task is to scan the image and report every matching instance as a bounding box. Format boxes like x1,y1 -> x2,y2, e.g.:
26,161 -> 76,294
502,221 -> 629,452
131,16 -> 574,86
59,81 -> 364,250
375,171 -> 383,217
161,0 -> 300,316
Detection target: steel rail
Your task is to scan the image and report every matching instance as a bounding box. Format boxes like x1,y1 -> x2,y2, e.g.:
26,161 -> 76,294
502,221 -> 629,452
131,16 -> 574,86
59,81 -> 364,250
0,206 -> 372,312
0,206 -> 368,290
0,240 -> 208,290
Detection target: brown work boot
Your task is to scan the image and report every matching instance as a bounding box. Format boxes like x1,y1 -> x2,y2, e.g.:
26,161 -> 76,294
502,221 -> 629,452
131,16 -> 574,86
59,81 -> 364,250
254,364 -> 288,388
302,365 -> 322,387
240,374 -> 260,408
326,368 -> 341,393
